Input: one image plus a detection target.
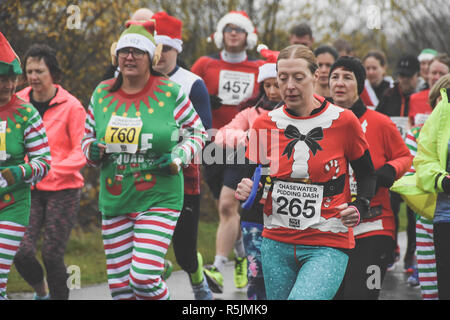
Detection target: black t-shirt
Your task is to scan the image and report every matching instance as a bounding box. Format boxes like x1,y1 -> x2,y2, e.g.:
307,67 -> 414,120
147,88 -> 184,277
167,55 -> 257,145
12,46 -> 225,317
377,83 -> 411,117
373,79 -> 391,101
29,88 -> 58,116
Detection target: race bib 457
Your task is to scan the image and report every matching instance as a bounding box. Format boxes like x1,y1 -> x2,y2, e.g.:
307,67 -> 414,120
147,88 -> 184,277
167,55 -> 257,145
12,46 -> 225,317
218,70 -> 255,106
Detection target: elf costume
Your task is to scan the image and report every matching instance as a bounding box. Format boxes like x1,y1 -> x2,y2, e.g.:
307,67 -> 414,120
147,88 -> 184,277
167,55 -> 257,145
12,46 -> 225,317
0,31 -> 51,299
81,21 -> 207,300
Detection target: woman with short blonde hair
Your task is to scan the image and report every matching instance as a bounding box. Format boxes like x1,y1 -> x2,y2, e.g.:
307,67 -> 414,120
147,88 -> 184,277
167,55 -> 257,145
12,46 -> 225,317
236,44 -> 377,300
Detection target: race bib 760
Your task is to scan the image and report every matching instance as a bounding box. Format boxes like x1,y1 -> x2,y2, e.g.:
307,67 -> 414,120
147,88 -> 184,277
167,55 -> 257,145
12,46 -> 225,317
105,115 -> 143,154
0,121 -> 7,161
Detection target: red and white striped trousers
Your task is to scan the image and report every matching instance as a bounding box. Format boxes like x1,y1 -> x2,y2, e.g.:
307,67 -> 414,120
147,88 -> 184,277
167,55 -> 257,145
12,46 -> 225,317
0,221 -> 26,300
101,207 -> 180,300
416,216 -> 438,300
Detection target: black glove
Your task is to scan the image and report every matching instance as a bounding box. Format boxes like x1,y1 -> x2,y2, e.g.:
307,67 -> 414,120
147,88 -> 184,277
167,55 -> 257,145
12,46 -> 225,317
442,176 -> 450,195
210,95 -> 223,110
349,197 -> 371,221
375,164 -> 396,191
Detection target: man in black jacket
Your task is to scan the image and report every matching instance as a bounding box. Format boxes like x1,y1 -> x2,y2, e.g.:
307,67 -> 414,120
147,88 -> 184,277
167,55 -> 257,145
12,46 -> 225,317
377,54 -> 420,118
376,54 -> 420,272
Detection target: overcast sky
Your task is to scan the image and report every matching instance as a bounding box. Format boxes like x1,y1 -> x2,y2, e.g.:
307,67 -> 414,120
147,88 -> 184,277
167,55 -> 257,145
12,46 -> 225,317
270,0 -> 422,42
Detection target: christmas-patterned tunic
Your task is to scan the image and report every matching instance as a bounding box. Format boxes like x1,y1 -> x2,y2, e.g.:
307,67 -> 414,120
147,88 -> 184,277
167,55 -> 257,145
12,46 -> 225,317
246,96 -> 370,249
82,76 -> 207,216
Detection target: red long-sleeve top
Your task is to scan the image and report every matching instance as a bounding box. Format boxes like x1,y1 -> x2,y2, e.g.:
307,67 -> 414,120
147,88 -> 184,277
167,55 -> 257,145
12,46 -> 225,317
351,100 -> 413,240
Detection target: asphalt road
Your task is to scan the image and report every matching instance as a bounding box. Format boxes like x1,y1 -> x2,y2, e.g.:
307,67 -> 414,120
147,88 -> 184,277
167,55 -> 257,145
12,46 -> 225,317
9,232 -> 421,300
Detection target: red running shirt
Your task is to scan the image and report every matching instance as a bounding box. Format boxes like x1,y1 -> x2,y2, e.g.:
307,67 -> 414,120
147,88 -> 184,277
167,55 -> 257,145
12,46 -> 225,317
408,89 -> 432,126
246,96 -> 369,249
352,108 -> 412,240
191,54 -> 263,130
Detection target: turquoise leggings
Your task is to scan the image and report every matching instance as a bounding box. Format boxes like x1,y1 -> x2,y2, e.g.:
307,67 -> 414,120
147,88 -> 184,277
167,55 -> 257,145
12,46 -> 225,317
261,237 -> 348,300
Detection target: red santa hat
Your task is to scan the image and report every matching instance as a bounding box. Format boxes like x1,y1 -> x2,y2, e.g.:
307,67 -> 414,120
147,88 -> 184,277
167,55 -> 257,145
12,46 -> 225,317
257,44 -> 279,83
152,11 -> 183,53
0,32 -> 22,76
212,11 -> 257,50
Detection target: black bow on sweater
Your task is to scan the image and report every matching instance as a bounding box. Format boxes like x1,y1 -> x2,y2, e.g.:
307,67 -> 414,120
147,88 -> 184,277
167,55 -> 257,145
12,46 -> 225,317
282,125 -> 323,159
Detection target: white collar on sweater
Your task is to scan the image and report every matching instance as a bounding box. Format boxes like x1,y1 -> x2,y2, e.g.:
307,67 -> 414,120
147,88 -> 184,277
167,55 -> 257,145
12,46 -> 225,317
220,50 -> 247,63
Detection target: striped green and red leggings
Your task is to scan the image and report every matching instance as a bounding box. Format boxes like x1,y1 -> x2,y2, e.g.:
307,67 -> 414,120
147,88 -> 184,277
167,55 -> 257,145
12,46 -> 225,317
102,207 -> 180,300
0,221 -> 26,300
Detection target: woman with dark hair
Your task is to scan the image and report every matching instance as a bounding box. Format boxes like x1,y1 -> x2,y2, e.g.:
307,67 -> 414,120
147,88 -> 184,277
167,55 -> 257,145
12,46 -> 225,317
14,43 -> 86,300
235,45 -> 376,300
328,56 -> 412,300
313,44 -> 339,101
0,32 -> 51,300
361,50 -> 393,107
81,20 -> 207,300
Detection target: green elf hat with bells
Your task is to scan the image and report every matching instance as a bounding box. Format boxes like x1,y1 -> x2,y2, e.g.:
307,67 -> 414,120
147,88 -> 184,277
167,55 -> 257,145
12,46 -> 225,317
115,20 -> 163,67
0,31 -> 22,76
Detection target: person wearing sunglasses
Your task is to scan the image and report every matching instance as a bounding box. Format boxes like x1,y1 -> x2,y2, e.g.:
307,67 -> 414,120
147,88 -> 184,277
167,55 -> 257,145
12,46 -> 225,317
82,20 -> 207,300
103,7 -> 155,81
214,45 -> 282,300
191,10 -> 263,296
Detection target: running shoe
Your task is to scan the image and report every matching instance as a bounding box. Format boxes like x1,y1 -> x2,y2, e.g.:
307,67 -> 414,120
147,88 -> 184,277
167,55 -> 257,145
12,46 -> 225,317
190,252 -> 205,285
386,262 -> 396,271
192,276 -> 214,300
189,252 -> 213,300
387,245 -> 401,271
234,257 -> 248,289
404,266 -> 415,274
162,260 -> 173,280
407,266 -> 420,287
203,265 -> 224,294
403,254 -> 416,274
394,245 -> 400,261
33,293 -> 51,300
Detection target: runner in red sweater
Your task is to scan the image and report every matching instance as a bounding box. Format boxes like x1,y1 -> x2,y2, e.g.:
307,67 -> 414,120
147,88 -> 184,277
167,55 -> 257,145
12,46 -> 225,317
328,56 -> 412,300
191,11 -> 263,293
409,54 -> 450,126
235,45 -> 375,300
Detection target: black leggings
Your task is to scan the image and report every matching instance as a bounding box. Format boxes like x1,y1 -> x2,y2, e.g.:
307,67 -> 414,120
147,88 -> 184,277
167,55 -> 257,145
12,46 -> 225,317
434,222 -> 450,300
391,191 -> 416,261
172,194 -> 200,274
335,235 -> 395,300
405,206 -> 416,261
13,189 -> 80,300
